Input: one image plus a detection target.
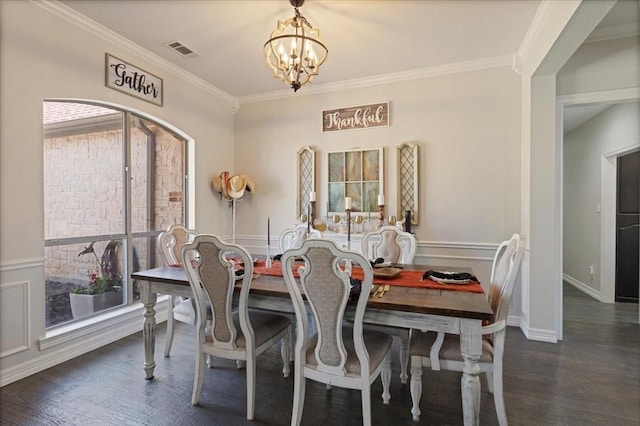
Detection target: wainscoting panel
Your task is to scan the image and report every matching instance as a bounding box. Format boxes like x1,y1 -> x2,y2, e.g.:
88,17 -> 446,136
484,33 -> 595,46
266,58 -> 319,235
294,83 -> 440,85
0,280 -> 30,358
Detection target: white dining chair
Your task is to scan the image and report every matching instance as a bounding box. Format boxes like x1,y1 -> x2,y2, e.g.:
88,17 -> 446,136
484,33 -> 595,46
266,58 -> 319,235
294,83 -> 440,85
409,233 -> 525,424
282,239 -> 392,426
360,225 -> 417,383
278,223 -> 323,254
157,224 -> 198,357
182,234 -> 292,420
361,225 -> 417,265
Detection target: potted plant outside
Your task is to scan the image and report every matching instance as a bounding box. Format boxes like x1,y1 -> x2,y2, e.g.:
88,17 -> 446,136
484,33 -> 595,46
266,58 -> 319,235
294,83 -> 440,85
70,242 -> 123,319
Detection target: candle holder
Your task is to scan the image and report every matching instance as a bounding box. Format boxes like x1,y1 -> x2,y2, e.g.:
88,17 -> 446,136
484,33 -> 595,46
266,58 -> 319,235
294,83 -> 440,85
310,200 -> 315,226
378,204 -> 385,227
265,244 -> 272,268
354,215 -> 364,233
346,208 -> 352,250
266,216 -> 272,268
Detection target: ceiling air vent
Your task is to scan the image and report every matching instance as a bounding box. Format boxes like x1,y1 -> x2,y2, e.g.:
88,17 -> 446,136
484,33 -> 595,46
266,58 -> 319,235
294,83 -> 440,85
163,41 -> 199,59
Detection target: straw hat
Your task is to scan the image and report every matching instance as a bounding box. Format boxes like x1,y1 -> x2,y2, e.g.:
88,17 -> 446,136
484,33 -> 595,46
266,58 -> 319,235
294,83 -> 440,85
211,171 -> 230,198
227,174 -> 255,199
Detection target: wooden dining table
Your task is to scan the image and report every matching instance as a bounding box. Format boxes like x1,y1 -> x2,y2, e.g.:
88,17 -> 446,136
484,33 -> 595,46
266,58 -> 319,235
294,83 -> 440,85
131,263 -> 493,426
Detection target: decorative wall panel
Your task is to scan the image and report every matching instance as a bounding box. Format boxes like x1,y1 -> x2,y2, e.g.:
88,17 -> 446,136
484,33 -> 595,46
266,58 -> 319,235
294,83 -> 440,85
0,280 -> 30,357
397,142 -> 419,225
296,147 -> 316,218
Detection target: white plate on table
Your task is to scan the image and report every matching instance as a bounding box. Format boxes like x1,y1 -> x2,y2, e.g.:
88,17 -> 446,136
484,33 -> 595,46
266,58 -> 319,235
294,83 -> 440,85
430,276 -> 472,285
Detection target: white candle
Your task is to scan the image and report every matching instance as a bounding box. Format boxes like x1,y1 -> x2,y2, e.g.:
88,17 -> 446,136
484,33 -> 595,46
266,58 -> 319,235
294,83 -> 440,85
309,191 -> 316,202
378,194 -> 385,206
345,196 -> 352,210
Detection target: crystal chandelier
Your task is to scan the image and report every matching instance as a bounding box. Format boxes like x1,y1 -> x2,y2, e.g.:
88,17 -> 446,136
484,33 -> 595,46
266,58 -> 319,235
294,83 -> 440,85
264,0 -> 328,92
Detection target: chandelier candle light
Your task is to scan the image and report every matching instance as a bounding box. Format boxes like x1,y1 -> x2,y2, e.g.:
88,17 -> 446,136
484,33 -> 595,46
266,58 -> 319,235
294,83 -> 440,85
264,0 -> 328,92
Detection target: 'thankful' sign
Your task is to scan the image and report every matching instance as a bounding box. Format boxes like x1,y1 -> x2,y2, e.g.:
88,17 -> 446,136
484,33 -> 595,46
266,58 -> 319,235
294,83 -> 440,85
322,102 -> 389,132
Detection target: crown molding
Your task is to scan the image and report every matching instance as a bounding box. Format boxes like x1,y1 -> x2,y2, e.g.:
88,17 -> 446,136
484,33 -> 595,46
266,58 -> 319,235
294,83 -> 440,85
584,23 -> 640,44
238,55 -> 514,105
556,87 -> 640,106
516,0 -> 554,62
512,53 -> 524,76
36,1 -> 237,106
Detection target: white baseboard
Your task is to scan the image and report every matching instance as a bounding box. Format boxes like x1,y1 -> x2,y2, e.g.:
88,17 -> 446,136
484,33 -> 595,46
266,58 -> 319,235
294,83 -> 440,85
518,316 -> 558,343
0,301 -> 169,387
507,314 -> 521,327
562,273 -> 602,301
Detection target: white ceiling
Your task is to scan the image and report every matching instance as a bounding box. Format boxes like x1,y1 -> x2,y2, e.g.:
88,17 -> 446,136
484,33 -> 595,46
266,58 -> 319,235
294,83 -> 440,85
57,0 -> 638,117
563,103 -> 613,134
59,0 -> 544,99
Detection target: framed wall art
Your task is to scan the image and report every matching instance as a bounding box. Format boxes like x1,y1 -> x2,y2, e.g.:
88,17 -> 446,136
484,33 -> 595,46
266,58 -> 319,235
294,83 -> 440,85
327,147 -> 384,215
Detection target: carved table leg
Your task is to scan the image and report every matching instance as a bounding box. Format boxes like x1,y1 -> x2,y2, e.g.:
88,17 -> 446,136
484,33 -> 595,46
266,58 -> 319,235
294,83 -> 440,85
399,335 -> 409,384
460,319 -> 482,426
141,281 -> 157,380
410,356 -> 423,421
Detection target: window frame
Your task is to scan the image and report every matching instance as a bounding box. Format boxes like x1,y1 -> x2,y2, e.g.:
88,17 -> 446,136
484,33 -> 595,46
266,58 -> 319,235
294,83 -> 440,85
43,99 -> 194,329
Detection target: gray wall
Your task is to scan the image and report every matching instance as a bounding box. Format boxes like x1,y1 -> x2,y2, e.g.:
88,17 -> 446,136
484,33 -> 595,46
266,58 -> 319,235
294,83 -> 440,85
563,102 -> 640,297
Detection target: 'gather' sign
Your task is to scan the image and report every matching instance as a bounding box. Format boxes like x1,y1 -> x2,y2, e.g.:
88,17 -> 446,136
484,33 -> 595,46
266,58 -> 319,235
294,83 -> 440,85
105,53 -> 163,106
322,102 -> 389,132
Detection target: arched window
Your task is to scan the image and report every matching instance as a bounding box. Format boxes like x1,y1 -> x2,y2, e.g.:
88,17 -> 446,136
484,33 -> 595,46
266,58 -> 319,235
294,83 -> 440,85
43,101 -> 190,327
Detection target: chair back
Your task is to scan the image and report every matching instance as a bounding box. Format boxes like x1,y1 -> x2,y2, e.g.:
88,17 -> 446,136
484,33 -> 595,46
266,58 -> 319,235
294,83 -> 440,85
487,234 -> 525,325
282,239 -> 374,377
361,225 -> 416,264
279,224 -> 323,253
182,234 -> 255,351
157,224 -> 197,265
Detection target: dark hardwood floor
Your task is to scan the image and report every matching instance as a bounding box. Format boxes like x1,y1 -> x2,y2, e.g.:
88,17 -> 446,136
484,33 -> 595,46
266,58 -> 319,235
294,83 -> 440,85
1,284 -> 638,425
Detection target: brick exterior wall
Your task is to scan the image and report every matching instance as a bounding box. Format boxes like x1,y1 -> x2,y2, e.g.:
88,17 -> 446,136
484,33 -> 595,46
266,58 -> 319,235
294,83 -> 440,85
44,124 -> 184,284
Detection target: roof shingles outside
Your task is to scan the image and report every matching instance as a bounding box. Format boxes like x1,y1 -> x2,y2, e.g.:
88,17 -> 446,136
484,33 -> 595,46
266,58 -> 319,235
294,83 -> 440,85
43,102 -> 117,125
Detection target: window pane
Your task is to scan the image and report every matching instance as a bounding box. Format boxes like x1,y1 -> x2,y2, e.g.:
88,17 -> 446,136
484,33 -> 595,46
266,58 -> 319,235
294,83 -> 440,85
131,117 -> 186,233
130,235 -> 165,302
363,150 -> 380,181
44,103 -> 124,239
345,151 -> 362,182
45,241 -> 124,326
328,152 -> 345,182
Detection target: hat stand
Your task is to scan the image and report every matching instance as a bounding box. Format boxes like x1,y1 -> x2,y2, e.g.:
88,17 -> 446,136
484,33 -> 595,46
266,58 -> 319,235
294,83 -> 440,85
231,198 -> 237,244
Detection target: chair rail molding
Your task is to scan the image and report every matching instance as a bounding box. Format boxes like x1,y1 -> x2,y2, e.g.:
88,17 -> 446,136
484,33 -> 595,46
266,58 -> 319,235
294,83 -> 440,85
0,257 -> 45,272
234,235 -> 498,260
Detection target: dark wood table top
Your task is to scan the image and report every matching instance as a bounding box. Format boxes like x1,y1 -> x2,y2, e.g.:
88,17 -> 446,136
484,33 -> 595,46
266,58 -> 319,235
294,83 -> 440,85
132,265 -> 493,321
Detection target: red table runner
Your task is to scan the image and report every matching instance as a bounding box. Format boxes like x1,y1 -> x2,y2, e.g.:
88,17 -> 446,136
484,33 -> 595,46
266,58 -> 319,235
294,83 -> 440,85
252,260 -> 483,294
